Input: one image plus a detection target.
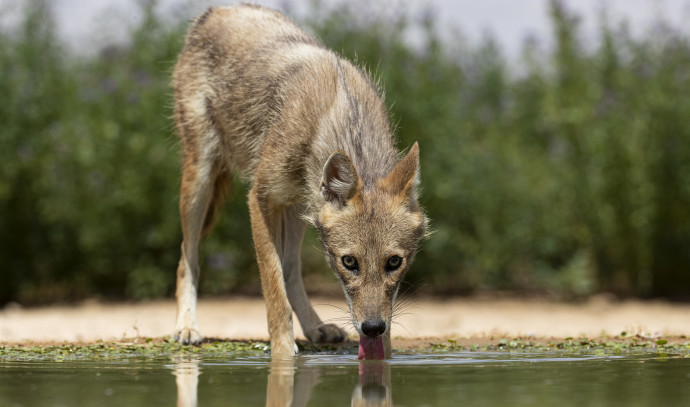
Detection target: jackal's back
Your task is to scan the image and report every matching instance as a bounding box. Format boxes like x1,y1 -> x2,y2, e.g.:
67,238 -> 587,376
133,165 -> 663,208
173,5 -> 336,177
173,4 -> 397,196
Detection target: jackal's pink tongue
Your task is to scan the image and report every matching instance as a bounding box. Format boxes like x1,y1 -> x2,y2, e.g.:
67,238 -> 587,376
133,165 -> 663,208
358,336 -> 385,360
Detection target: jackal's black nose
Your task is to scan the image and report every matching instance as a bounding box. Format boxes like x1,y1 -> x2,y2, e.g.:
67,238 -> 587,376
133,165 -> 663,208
361,320 -> 386,337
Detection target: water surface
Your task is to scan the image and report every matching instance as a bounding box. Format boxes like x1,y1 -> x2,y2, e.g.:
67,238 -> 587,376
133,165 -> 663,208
2,351 -> 689,406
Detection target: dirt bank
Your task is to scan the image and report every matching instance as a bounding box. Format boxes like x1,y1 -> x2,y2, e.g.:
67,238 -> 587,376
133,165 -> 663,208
1,295 -> 689,345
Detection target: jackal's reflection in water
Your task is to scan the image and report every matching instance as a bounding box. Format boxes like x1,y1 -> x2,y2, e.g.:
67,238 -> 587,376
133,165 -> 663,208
352,361 -> 392,407
173,356 -> 200,407
172,356 -> 392,406
266,358 -> 392,406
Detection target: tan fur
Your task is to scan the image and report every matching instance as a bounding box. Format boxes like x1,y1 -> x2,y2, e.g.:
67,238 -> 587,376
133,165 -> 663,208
171,5 -> 428,358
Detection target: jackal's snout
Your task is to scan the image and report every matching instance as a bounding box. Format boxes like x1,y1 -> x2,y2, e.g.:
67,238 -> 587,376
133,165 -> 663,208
360,319 -> 387,338
353,289 -> 393,339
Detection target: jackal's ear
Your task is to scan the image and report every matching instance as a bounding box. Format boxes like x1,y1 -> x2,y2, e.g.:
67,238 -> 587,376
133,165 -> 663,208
381,142 -> 420,203
321,151 -> 359,206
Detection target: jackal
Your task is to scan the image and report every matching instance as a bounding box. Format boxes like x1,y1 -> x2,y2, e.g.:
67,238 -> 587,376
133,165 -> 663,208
172,4 -> 428,359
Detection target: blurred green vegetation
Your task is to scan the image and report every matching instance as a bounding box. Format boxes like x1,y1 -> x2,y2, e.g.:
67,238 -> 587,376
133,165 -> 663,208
1,0 -> 689,305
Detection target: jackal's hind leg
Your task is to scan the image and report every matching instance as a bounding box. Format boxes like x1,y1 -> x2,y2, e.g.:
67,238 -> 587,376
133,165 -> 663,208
174,155 -> 230,345
280,207 -> 345,344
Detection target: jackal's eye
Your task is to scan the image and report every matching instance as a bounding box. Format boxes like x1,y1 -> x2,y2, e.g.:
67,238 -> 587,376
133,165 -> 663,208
385,255 -> 403,272
341,255 -> 359,272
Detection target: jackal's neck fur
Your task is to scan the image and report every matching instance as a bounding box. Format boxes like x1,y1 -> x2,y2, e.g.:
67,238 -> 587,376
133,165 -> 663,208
302,57 -> 401,221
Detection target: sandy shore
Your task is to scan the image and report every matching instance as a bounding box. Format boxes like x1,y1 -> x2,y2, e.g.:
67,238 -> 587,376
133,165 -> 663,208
1,295 -> 689,345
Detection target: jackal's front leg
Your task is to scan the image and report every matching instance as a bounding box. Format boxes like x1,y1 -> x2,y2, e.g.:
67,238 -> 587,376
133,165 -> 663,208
280,207 -> 345,344
249,186 -> 297,358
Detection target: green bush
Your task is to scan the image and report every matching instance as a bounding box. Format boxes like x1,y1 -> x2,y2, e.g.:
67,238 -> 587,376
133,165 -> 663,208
0,0 -> 688,304
0,1 -> 185,302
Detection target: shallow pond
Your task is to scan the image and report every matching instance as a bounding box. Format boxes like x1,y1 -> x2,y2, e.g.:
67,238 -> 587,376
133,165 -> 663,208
2,351 -> 690,406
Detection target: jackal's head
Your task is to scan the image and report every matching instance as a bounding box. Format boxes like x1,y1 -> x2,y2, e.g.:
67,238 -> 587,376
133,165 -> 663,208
315,143 -> 428,355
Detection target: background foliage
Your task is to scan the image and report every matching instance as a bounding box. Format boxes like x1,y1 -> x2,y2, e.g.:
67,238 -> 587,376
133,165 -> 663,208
1,0 -> 689,305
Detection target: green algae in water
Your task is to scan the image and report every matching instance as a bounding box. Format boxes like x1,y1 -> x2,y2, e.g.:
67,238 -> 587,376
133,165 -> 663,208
0,340 -> 273,362
3,336 -> 689,361
427,337 -> 690,356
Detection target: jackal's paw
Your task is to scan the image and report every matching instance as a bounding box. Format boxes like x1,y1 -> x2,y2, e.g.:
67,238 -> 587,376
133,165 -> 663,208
306,324 -> 346,344
172,328 -> 202,345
